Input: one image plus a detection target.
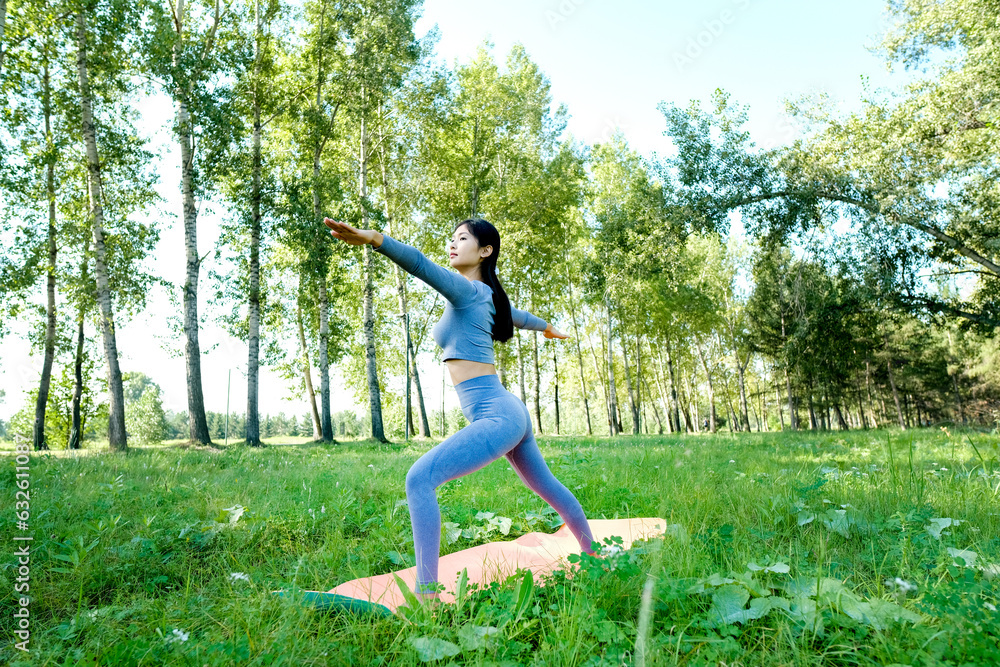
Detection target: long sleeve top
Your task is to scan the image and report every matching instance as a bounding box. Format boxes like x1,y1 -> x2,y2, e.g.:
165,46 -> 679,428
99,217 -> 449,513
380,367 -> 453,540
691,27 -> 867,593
374,234 -> 547,364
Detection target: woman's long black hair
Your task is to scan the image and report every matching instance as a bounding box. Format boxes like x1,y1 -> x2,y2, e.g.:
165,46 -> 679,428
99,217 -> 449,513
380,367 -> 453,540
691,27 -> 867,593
456,218 -> 514,342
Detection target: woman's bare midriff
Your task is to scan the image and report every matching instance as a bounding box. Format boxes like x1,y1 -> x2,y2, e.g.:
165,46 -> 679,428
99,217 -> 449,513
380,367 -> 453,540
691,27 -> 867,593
445,359 -> 496,386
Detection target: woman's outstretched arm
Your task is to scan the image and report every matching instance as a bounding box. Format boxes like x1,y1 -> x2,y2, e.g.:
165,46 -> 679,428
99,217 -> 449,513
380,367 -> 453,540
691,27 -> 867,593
511,307 -> 569,339
325,219 -> 476,305
511,307 -> 547,331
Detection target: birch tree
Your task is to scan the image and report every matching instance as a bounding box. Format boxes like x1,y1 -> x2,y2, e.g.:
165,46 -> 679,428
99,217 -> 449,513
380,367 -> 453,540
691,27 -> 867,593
344,0 -> 419,442
75,5 -> 126,450
0,0 -> 7,78
145,0 -> 241,444
297,0 -> 348,442
213,0 -> 284,446
0,5 -> 69,450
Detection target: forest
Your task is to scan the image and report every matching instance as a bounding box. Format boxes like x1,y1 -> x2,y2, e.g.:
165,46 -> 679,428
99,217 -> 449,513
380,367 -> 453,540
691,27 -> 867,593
1,0 -> 998,451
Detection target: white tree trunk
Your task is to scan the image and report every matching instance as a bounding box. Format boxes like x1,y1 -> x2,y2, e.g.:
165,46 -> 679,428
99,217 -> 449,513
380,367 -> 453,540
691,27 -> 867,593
245,0 -> 263,446
34,58 -> 57,451
605,296 -> 619,436
649,338 -> 673,434
621,333 -> 639,434
172,0 -> 211,444
359,109 -> 385,441
586,316 -> 610,433
379,127 -> 431,438
69,235 -> 90,450
76,11 -> 126,451
0,0 -> 7,77
533,329 -> 543,434
318,276 -> 333,440
297,294 -> 322,439
695,339 -> 718,433
310,4 -> 337,442
311,139 -> 334,441
567,284 -> 592,435
659,336 -> 682,432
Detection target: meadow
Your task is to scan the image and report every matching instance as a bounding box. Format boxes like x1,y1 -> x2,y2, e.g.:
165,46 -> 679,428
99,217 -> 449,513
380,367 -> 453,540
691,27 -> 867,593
1,427 -> 998,666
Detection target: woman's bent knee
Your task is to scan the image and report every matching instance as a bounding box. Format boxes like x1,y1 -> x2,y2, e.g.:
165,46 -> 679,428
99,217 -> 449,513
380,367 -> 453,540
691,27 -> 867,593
405,456 -> 433,497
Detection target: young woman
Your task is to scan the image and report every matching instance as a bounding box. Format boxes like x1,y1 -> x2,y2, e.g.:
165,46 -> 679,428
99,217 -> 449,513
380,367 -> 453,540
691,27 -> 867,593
324,217 -> 597,599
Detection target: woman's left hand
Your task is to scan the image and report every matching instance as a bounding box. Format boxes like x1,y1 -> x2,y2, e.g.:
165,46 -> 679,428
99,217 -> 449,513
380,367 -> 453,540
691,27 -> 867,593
324,218 -> 375,246
543,324 -> 569,340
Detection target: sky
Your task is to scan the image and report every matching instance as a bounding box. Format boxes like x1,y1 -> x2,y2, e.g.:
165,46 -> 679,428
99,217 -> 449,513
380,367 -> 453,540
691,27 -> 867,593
0,0 -> 910,424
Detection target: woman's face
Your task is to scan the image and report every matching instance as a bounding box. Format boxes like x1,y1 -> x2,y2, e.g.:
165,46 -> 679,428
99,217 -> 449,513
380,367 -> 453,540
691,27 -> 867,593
448,224 -> 491,271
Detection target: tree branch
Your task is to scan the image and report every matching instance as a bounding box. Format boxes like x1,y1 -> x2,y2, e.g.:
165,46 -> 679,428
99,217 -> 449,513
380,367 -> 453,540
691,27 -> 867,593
926,118 -> 988,139
166,0 -> 179,32
260,81 -> 321,128
901,294 -> 1000,329
921,269 -> 997,279
192,0 -> 235,80
317,101 -> 341,155
732,189 -> 1000,277
1,10 -> 74,60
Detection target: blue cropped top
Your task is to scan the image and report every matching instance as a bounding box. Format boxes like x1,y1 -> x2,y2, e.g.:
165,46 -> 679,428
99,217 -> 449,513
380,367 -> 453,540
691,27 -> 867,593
374,234 -> 548,364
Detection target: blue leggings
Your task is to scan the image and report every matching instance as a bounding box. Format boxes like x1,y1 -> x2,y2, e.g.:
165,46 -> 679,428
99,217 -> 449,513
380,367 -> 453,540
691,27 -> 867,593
405,374 -> 596,592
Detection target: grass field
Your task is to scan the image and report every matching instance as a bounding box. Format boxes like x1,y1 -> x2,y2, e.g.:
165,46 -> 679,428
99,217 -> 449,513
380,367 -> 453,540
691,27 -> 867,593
1,428 -> 998,666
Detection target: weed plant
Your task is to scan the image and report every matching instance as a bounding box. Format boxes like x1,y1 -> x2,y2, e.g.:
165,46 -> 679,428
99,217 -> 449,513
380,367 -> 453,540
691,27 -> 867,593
0,428 -> 997,665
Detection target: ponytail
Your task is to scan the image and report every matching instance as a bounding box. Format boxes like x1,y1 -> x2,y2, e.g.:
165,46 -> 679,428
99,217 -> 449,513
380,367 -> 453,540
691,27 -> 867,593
455,218 -> 514,342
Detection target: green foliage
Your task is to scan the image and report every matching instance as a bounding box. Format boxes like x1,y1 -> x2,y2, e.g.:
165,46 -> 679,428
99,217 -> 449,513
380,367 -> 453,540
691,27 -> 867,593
7,358 -> 106,447
123,373 -> 166,445
659,53 -> 1000,329
914,567 -> 1000,665
163,409 -> 342,442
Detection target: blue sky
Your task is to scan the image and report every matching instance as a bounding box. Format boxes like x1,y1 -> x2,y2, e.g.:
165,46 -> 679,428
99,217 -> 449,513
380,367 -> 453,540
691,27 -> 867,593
415,0 -> 900,153
1,0 -> 911,424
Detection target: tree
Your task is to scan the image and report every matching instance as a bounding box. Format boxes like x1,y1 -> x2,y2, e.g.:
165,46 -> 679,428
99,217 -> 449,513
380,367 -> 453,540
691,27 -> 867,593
370,47 -> 450,439
9,356 -> 105,448
145,0 -> 243,444
346,0 -> 420,443
272,0 -> 363,443
75,0 -> 149,451
164,409 -> 189,439
660,0 -> 1000,330
714,237 -> 754,431
123,372 -> 166,444
0,0 -> 7,78
240,0 -> 272,446
0,4 -> 68,451
31,18 -> 59,451
3,2 -> 157,452
746,247 -> 803,430
67,232 -> 93,450
588,132 -> 678,435
213,0 -> 285,446
683,234 -> 738,434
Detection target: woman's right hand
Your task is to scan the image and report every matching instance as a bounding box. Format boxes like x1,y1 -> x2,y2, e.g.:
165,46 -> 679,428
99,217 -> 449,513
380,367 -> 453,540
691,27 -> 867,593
324,218 -> 375,246
543,323 -> 569,340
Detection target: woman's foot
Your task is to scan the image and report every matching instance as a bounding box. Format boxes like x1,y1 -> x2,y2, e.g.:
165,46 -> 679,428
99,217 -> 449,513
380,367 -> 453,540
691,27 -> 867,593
398,589 -> 443,623
415,590 -> 444,612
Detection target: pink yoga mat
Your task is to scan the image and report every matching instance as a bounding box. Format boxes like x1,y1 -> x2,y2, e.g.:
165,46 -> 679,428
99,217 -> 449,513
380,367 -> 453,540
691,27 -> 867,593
326,517 -> 668,612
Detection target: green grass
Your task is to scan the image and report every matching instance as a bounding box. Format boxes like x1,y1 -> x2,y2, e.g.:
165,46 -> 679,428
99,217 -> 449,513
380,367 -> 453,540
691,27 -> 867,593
1,428 -> 998,666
